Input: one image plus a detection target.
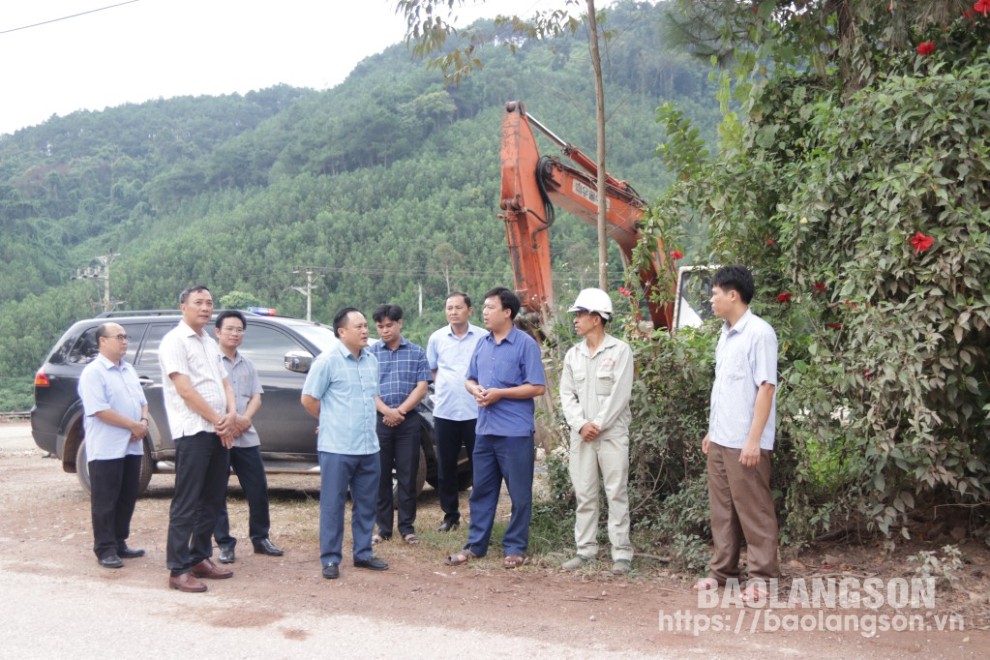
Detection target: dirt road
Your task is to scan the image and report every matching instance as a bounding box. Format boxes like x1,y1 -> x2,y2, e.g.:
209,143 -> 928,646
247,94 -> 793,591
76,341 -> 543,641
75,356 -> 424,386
0,422 -> 986,658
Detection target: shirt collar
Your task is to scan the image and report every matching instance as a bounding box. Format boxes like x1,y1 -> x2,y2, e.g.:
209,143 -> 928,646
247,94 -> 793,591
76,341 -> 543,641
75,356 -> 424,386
578,333 -> 617,358
95,353 -> 124,370
447,323 -> 480,338
485,325 -> 519,344
334,340 -> 369,362
177,320 -> 208,339
724,309 -> 753,336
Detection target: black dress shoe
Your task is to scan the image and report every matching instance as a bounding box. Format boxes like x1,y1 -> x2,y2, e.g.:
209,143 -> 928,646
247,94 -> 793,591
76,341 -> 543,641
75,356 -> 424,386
99,554 -> 123,569
117,545 -> 145,559
253,538 -> 284,556
218,546 -> 236,564
322,563 -> 339,579
437,520 -> 460,533
353,557 -> 389,571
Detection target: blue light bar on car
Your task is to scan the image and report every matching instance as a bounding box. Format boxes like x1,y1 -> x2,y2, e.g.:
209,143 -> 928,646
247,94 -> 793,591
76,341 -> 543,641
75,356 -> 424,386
247,307 -> 277,316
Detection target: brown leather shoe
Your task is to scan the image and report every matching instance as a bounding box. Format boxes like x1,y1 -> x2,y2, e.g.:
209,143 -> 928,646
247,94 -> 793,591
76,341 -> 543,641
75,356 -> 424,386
191,558 -> 233,580
169,572 -> 207,593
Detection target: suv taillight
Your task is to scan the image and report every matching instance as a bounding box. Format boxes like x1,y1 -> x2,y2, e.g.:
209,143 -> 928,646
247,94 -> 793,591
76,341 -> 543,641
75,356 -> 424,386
34,369 -> 50,387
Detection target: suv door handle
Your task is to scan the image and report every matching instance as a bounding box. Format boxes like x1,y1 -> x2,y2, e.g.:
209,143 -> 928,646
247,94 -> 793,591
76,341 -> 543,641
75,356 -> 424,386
138,376 -> 155,386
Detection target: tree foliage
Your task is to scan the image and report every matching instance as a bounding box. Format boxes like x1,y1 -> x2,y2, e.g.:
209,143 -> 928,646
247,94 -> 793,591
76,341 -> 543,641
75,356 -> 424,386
643,4 -> 990,543
0,1 -> 719,388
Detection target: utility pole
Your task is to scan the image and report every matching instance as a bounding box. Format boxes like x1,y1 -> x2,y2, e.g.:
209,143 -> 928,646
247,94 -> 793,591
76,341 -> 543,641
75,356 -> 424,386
74,252 -> 120,312
291,267 -> 328,322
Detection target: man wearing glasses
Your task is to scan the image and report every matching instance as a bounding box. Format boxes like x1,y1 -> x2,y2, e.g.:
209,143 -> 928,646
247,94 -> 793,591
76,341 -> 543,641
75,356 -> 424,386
212,310 -> 283,563
77,322 -> 149,569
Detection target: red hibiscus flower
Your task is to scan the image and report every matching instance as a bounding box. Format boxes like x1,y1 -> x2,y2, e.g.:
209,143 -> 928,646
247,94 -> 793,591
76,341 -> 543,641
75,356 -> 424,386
916,41 -> 936,56
975,1 -> 990,17
908,231 -> 934,254
826,322 -> 842,330
766,238 -> 776,246
617,286 -> 632,298
670,250 -> 684,260
812,282 -> 826,294
776,292 -> 792,303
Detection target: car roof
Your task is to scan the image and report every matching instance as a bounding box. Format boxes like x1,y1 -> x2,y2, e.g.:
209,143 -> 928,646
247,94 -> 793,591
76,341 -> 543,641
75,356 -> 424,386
90,310 -> 324,328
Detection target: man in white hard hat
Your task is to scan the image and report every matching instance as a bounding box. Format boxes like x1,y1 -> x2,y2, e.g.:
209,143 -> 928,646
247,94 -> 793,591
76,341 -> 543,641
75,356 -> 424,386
559,288 -> 635,575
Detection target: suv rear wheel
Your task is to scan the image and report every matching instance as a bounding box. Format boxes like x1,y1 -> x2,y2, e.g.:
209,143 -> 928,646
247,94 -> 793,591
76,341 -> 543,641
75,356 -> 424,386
75,438 -> 154,497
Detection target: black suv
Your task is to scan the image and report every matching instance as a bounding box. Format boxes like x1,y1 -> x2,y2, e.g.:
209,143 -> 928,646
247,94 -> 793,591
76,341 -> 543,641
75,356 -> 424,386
32,310 -> 468,497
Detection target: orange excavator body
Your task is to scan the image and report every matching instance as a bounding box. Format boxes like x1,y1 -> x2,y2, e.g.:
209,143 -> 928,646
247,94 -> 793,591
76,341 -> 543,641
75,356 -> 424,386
498,100 -> 674,328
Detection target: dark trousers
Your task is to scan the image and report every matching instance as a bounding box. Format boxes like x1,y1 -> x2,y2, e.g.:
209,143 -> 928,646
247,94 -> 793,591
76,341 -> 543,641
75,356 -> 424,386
90,454 -> 143,559
375,413 -> 421,537
319,451 -> 380,566
167,432 -> 230,576
434,417 -> 475,524
464,433 -> 535,558
214,445 -> 271,549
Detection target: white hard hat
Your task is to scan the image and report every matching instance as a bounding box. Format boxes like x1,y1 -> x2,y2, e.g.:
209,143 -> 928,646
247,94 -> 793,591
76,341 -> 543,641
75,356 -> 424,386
568,288 -> 613,320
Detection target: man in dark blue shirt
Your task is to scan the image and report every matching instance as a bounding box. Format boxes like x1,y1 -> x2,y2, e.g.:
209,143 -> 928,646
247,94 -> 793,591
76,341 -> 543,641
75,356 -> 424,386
370,304 -> 431,545
445,287 -> 546,569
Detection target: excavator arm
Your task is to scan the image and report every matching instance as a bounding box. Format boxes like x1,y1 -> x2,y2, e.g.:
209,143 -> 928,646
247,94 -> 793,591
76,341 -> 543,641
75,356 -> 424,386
498,100 -> 674,328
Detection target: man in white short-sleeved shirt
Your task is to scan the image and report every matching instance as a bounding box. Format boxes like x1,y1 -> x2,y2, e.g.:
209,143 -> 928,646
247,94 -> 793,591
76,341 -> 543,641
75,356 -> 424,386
695,266 -> 779,603
159,285 -> 237,593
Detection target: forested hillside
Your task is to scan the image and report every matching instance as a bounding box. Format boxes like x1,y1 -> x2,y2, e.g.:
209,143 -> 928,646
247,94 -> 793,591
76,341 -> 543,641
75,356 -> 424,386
0,0 -> 720,405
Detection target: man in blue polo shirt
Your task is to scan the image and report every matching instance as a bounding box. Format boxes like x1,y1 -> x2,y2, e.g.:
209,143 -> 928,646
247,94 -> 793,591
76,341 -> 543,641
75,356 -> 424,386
301,307 -> 388,580
445,286 -> 546,569
77,322 -> 149,569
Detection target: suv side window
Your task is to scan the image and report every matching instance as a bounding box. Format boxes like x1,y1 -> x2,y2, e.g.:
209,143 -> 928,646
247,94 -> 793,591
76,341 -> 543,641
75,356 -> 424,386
66,322 -> 148,365
239,323 -> 308,374
67,327 -> 100,365
136,323 -> 176,368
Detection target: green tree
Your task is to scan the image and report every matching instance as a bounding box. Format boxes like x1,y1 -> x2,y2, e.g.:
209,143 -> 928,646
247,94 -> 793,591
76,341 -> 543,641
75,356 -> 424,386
643,3 -> 990,542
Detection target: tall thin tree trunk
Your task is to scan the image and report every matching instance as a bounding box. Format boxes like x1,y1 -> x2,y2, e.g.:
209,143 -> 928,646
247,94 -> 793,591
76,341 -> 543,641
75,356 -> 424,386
586,0 -> 608,291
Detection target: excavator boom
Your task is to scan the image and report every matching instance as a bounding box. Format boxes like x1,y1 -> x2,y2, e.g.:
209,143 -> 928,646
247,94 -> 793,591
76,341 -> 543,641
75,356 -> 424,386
498,100 -> 673,328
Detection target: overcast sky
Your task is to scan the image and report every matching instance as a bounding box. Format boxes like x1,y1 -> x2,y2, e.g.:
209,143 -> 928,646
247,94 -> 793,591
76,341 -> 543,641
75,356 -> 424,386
0,0 -> 580,136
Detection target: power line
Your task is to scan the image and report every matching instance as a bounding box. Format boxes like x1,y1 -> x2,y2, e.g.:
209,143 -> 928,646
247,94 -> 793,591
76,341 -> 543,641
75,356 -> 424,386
0,0 -> 142,36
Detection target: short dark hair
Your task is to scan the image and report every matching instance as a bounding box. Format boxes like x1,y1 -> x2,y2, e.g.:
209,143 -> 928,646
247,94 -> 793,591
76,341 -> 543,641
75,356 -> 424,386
372,304 -> 403,323
179,285 -> 211,305
484,286 -> 521,320
333,307 -> 361,337
446,292 -> 472,309
215,310 -> 246,330
713,266 -> 755,304
95,322 -> 112,340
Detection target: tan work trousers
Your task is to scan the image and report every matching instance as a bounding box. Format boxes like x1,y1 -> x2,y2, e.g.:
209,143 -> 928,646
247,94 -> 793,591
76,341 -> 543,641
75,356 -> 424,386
568,434 -> 633,562
706,442 -> 779,582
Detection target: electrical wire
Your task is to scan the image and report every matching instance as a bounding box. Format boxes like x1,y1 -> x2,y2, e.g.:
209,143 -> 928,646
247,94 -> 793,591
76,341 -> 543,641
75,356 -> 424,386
0,0 -> 142,36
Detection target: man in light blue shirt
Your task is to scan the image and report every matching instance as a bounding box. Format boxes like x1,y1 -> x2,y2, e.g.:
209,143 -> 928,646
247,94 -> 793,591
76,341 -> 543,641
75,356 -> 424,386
77,322 -> 149,569
301,307 -> 388,580
426,292 -> 484,532
695,266 -> 779,603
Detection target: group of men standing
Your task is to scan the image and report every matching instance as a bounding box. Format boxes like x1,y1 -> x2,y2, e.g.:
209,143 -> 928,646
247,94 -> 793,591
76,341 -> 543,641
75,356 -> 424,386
78,266 -> 780,599
79,286 -> 284,592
